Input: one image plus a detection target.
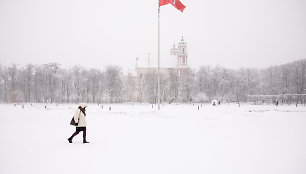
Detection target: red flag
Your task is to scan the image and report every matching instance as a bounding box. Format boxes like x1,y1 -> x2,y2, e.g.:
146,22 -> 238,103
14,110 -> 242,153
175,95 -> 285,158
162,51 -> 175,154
159,0 -> 186,12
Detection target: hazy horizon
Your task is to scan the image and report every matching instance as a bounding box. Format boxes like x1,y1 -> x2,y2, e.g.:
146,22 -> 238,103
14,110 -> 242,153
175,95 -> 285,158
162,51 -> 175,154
0,57 -> 305,73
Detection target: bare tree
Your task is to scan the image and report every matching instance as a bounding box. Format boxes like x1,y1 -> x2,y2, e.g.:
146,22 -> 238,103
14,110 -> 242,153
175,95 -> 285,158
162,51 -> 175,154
126,72 -> 137,102
136,73 -> 144,103
105,65 -> 123,103
0,65 -> 9,103
8,64 -> 20,102
178,68 -> 195,102
143,72 -> 158,104
24,64 -> 34,102
88,68 -> 101,103
72,65 -> 82,103
168,71 -> 179,103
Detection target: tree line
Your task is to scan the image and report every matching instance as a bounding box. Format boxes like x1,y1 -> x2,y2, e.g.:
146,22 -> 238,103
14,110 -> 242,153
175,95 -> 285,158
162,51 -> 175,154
0,59 -> 305,104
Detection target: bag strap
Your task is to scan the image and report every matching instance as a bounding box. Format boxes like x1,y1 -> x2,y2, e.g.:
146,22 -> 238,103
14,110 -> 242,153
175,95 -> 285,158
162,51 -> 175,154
78,106 -> 86,116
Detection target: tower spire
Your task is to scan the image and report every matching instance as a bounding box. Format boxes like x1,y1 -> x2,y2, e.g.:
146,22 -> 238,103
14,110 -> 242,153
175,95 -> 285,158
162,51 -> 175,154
177,36 -> 187,67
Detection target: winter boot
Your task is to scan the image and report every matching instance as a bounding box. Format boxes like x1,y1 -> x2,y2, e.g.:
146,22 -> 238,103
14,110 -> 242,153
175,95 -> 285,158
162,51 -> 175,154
68,131 -> 79,143
83,130 -> 89,143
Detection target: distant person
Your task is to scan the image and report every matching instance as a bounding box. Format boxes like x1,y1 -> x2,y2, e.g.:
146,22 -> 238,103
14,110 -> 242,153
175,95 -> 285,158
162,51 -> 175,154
212,100 -> 218,106
68,103 -> 89,143
275,100 -> 279,106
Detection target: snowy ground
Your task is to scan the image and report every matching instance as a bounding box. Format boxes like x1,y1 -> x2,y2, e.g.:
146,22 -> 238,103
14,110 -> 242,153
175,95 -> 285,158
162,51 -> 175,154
0,103 -> 306,174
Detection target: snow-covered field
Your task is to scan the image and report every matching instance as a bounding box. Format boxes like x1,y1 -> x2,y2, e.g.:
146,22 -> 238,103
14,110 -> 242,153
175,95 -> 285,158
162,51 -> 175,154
1,103 -> 306,174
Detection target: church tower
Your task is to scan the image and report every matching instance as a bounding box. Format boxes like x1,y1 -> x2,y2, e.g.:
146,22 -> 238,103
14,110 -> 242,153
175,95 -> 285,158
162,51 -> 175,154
177,36 -> 188,68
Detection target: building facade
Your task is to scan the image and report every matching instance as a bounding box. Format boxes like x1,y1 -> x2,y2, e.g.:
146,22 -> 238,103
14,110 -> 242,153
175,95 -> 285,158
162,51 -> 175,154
132,37 -> 190,103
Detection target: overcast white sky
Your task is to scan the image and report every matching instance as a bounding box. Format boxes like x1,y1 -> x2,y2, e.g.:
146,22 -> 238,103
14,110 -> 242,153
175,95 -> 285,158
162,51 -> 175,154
0,0 -> 306,72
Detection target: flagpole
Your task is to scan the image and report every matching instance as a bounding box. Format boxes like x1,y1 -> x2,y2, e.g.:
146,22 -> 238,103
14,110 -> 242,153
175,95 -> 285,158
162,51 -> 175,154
157,6 -> 161,110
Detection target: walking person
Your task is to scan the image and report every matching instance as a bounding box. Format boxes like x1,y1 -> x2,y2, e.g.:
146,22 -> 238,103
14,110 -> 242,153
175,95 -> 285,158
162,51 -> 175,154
68,103 -> 89,143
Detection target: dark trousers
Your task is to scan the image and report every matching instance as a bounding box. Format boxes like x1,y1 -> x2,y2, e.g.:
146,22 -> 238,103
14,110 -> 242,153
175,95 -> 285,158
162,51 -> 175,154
69,127 -> 87,141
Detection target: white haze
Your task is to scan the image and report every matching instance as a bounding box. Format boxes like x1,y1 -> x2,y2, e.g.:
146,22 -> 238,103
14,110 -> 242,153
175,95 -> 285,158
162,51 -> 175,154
0,0 -> 306,71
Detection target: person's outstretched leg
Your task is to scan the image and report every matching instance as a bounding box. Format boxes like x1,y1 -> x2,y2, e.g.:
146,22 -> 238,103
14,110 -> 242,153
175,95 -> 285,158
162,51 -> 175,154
68,131 -> 79,143
83,130 -> 89,143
